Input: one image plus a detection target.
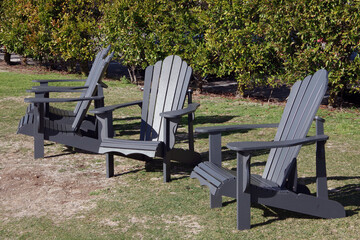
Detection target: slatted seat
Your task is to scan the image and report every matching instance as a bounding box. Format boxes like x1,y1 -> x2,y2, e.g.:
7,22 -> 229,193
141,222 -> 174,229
90,55 -> 200,182
191,162 -> 281,197
191,162 -> 235,195
48,106 -> 76,117
191,69 -> 345,230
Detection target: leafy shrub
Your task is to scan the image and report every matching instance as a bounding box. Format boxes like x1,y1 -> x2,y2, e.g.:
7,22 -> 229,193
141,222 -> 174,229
1,0 -> 359,105
0,0 -> 103,74
258,0 -> 360,105
100,0 -> 205,82
197,0 -> 283,95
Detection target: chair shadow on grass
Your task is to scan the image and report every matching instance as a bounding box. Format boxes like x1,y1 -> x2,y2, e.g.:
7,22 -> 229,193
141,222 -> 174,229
112,115 -> 239,138
144,154 -> 360,229
220,176 -> 360,229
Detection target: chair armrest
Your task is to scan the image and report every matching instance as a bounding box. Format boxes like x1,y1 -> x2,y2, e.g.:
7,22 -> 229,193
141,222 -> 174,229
99,81 -> 108,88
195,123 -> 278,134
27,86 -> 88,93
33,79 -> 86,83
160,103 -> 200,119
24,96 -> 103,103
89,100 -> 143,114
227,134 -> 329,152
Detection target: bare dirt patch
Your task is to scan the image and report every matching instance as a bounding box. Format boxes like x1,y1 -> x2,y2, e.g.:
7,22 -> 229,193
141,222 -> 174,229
0,134 -> 128,223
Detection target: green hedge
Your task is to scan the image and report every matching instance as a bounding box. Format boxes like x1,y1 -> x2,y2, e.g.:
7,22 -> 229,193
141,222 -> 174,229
1,0 -> 359,105
0,0 -> 103,74
100,0 -> 204,82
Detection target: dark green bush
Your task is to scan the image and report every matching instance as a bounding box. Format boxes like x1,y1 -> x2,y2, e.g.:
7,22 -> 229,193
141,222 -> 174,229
100,0 -> 204,82
258,0 -> 360,106
0,0 -> 103,74
1,0 -> 359,105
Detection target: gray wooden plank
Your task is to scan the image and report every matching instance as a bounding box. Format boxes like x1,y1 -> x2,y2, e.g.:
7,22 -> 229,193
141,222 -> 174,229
157,55 -> 182,142
262,80 -> 302,179
24,113 -> 29,125
172,61 -> 188,110
20,116 -> 25,128
145,60 -> 163,140
140,65 -> 154,140
151,55 -> 174,140
100,141 -> 160,151
193,165 -> 223,187
202,161 -> 235,182
74,47 -> 109,115
177,66 -> 192,110
274,70 -> 328,185
274,72 -> 326,184
266,75 -> 312,181
72,53 -> 113,131
268,76 -> 313,182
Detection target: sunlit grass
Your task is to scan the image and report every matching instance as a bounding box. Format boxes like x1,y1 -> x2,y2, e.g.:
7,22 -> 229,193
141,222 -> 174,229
0,70 -> 359,239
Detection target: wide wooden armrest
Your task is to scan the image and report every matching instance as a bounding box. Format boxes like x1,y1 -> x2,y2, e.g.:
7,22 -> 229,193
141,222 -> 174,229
33,79 -> 86,83
227,134 -> 329,152
195,123 -> 278,134
160,103 -> 200,119
89,100 -> 143,114
27,86 -> 88,93
24,96 -> 103,103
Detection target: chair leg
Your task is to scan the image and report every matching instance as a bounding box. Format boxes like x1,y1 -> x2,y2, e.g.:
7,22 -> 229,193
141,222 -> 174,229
210,193 -> 222,208
34,103 -> 44,159
237,152 -> 251,230
106,153 -> 114,178
163,155 -> 171,183
237,189 -> 251,230
34,134 -> 44,159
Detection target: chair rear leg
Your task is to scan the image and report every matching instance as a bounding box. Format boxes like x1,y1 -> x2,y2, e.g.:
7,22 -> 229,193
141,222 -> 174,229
106,153 -> 114,178
163,155 -> 171,182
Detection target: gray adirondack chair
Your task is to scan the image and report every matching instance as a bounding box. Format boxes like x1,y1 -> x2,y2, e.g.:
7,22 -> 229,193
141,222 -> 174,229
17,49 -> 114,159
89,55 -> 200,182
190,69 -> 345,230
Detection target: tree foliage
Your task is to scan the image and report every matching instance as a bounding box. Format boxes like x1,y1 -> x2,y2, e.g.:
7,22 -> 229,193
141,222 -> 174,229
1,0 -> 359,105
0,0 -> 103,73
258,0 -> 360,105
100,0 -> 204,82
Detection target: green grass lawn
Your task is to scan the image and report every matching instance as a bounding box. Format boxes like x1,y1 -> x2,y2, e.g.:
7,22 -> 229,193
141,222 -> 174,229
0,70 -> 359,239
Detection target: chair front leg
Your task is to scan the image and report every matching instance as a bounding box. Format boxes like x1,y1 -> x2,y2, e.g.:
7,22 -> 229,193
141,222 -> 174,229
209,132 -> 223,208
163,117 -> 171,182
96,112 -> 114,178
237,151 -> 251,230
96,112 -> 114,140
33,102 -> 45,159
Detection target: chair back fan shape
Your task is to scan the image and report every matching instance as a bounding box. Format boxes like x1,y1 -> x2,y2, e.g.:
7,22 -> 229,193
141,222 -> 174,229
263,69 -> 328,187
73,46 -> 110,115
72,52 -> 113,131
139,55 -> 192,147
